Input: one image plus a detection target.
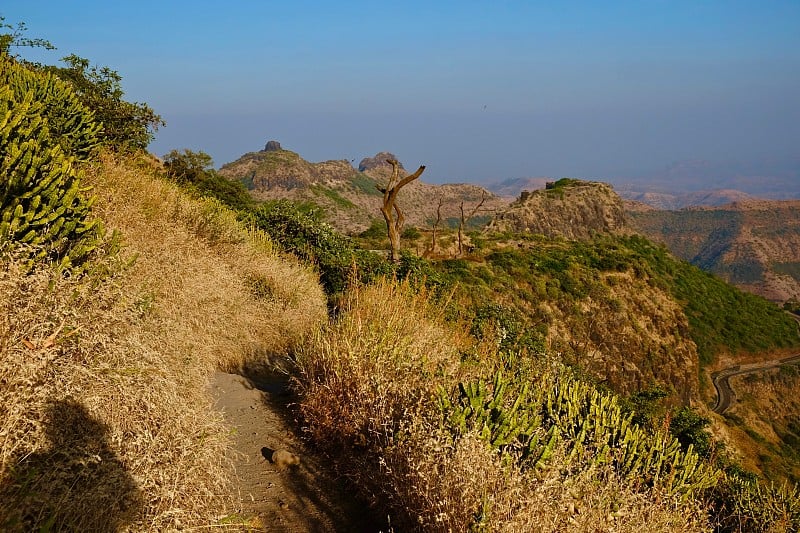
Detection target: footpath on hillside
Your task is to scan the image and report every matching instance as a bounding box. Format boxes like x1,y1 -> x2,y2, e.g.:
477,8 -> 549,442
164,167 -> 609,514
211,371 -> 387,532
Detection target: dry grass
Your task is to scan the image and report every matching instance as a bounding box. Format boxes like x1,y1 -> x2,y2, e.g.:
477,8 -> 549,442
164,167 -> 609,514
0,152 -> 326,531
383,426 -> 710,532
294,278 -> 467,449
294,277 -> 712,532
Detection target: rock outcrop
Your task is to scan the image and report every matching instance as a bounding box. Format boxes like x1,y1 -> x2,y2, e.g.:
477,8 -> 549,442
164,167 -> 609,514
263,140 -> 283,152
219,147 -> 509,234
485,179 -> 631,239
358,152 -> 403,172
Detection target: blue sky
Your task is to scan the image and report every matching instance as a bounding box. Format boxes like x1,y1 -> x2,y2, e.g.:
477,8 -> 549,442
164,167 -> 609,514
3,1 -> 800,185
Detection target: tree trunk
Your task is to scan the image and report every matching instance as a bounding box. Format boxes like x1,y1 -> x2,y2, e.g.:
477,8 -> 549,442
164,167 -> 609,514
377,159 -> 426,262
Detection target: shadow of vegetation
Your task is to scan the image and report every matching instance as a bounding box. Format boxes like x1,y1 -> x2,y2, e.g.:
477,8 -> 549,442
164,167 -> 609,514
1,399 -> 143,532
239,364 -> 389,533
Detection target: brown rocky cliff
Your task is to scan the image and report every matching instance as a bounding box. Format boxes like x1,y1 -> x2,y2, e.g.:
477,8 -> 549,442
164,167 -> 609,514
630,200 -> 800,303
485,180 -> 632,239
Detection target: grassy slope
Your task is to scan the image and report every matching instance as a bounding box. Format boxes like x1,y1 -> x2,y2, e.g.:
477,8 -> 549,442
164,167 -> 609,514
0,153 -> 325,530
433,234 -> 800,369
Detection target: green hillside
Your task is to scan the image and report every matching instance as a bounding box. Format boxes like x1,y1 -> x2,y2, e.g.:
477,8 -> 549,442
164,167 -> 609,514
2,30 -> 800,531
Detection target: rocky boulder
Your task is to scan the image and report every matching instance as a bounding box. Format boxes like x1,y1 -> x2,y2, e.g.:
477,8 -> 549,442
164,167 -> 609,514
358,152 -> 404,172
263,140 -> 283,152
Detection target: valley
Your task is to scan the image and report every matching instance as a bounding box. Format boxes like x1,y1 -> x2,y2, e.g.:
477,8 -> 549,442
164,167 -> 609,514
3,44 -> 800,531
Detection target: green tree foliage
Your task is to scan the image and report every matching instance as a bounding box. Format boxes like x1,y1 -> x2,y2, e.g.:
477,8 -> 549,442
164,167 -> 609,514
0,16 -> 55,55
0,58 -> 102,267
621,386 -> 669,432
245,200 -> 393,296
670,407 -> 713,458
46,54 -> 164,151
163,149 -> 254,212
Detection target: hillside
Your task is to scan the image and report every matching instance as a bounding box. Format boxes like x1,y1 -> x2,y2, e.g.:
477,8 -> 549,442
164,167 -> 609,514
630,200 -> 800,303
4,45 -> 800,531
218,142 -> 510,234
618,188 -> 757,210
485,178 -> 632,239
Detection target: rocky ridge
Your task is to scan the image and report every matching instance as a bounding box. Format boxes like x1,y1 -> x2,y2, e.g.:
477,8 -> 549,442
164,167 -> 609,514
218,142 -> 510,234
484,179 -> 632,239
630,200 -> 800,303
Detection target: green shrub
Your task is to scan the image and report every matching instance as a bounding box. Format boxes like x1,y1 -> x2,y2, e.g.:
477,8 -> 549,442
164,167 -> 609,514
0,60 -> 102,267
245,200 -> 392,296
163,149 -> 254,212
2,54 -> 101,161
45,54 -> 164,151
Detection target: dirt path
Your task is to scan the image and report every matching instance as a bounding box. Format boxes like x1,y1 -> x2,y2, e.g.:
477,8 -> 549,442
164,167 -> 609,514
711,355 -> 800,414
210,371 -> 387,532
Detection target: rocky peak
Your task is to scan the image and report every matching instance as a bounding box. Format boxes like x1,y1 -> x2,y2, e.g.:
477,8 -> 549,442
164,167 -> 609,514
263,140 -> 283,152
358,152 -> 405,172
485,179 -> 631,239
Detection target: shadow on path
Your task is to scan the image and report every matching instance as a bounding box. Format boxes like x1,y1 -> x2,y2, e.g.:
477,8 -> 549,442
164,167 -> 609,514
1,399 -> 143,532
213,365 -> 389,532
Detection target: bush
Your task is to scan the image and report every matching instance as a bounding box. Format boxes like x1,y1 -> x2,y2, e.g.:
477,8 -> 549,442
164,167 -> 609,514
293,279 -> 713,531
0,56 -> 102,267
45,54 -> 164,151
163,149 -> 254,212
245,200 -> 392,296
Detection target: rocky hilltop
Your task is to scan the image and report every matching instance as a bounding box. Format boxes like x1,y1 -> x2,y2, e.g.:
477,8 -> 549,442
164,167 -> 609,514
630,200 -> 800,303
485,178 -> 632,239
219,142 -> 509,234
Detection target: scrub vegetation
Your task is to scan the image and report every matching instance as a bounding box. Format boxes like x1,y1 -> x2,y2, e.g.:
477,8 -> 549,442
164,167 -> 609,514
2,23 -> 800,532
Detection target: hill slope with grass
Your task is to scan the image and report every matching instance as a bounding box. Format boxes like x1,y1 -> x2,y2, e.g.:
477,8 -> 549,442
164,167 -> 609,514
630,200 -> 800,303
4,41 -> 800,531
1,150 -> 328,530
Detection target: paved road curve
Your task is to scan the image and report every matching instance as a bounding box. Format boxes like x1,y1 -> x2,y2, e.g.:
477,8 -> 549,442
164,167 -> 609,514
712,355 -> 800,414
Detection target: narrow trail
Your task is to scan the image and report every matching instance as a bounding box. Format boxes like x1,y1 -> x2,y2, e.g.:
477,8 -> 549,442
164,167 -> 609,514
711,355 -> 800,414
211,371 -> 387,532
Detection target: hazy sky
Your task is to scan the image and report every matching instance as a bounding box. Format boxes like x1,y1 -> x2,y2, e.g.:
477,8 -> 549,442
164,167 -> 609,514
4,1 -> 800,184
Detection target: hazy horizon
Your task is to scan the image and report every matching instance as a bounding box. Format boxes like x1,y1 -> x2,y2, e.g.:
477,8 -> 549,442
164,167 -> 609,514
3,1 -> 799,187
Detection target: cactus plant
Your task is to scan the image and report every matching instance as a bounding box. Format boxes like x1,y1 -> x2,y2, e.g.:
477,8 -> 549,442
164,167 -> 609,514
1,54 -> 101,161
441,366 -> 719,498
1,57 -> 102,267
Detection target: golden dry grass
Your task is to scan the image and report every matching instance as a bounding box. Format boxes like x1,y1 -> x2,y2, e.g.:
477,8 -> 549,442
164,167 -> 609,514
294,277 -> 712,532
0,152 -> 326,530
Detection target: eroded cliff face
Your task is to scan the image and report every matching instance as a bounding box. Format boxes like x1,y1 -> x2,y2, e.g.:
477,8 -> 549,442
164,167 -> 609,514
630,200 -> 800,303
485,180 -> 632,239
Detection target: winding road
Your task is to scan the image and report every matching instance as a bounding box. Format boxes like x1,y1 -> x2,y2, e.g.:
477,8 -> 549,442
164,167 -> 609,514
712,354 -> 800,414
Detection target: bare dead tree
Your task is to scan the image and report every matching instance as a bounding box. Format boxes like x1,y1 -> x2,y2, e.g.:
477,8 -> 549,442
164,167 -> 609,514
377,159 -> 426,262
430,195 -> 444,255
458,190 -> 487,256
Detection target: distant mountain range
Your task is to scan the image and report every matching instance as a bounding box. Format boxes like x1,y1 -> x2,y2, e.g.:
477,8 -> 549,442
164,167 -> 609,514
484,158 -> 800,210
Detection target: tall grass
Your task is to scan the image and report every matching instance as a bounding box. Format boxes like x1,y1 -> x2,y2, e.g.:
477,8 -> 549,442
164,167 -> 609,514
292,277 -> 710,531
0,152 -> 326,530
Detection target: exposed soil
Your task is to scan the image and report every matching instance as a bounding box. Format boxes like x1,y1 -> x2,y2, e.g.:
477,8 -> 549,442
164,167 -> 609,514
210,371 -> 388,532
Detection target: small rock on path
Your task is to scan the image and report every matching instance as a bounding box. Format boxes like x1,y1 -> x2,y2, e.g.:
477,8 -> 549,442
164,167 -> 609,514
211,371 -> 386,532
